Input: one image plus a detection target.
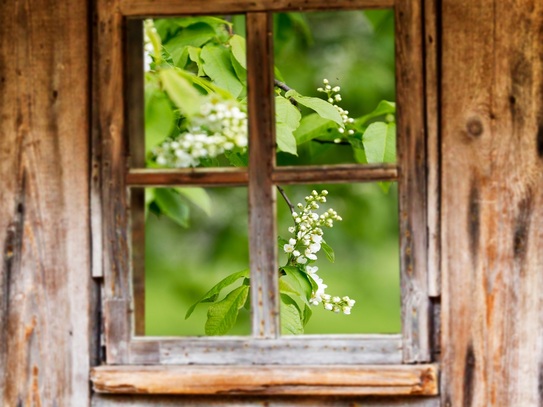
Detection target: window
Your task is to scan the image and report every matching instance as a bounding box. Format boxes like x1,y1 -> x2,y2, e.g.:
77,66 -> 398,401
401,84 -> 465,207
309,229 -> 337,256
91,0 -> 438,397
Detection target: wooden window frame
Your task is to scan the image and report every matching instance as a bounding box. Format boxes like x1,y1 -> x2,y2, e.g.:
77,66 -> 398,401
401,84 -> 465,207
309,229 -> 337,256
91,0 -> 439,397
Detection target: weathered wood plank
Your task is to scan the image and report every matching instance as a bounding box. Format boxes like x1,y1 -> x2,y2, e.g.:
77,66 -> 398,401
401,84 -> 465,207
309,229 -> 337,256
395,0 -> 431,362
424,0 -> 440,297
91,364 -> 438,396
118,0 -> 395,17
130,335 -> 403,365
126,168 -> 249,186
273,164 -> 398,184
246,12 -> 279,339
93,395 -> 440,406
440,0 -> 543,405
126,20 -> 146,336
0,0 -> 92,404
96,0 -> 132,363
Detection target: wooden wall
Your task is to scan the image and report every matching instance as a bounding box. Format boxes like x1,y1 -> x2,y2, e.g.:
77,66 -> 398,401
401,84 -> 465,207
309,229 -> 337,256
0,0 -> 94,405
1,0 -> 543,406
440,0 -> 543,405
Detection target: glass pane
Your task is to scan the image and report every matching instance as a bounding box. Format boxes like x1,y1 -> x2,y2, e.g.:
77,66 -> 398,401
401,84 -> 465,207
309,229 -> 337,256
273,10 -> 396,166
276,183 -> 400,334
132,186 -> 250,336
138,16 -> 249,169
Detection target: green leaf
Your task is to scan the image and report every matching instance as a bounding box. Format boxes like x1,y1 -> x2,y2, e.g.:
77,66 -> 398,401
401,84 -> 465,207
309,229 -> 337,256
293,113 -> 336,145
280,294 -> 304,335
159,69 -> 201,116
185,268 -> 249,319
276,122 -> 298,155
362,122 -> 396,164
200,44 -> 243,97
285,90 -> 344,127
282,266 -> 312,300
276,96 -> 301,130
187,46 -> 205,76
163,23 -> 215,55
153,188 -> 190,228
224,151 -> 248,167
231,54 -> 247,84
321,241 -> 335,263
229,35 -> 246,69
354,100 -> 396,128
279,278 -> 302,298
205,285 -> 249,335
175,187 -> 212,216
174,16 -> 232,30
144,89 -> 175,152
302,303 -> 313,327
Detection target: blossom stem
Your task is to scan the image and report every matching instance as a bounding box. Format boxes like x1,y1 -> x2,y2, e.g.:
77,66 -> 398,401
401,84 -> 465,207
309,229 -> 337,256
277,185 -> 295,214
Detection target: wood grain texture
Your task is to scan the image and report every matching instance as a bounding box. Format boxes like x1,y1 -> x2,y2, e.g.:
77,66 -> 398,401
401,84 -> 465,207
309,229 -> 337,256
424,0 -> 440,298
128,335 -> 403,365
246,12 -> 279,339
395,0 -> 431,363
126,20 -> 146,336
96,0 -> 132,363
118,0 -> 395,17
93,395 -> 440,406
127,168 -> 249,186
273,164 -> 398,184
440,0 -> 543,405
0,0 -> 92,404
91,365 -> 438,396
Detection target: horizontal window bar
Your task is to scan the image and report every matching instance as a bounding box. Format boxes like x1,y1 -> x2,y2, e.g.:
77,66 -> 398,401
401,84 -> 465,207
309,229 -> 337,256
125,335 -> 403,365
120,0 -> 395,17
91,363 -> 438,396
126,168 -> 248,186
273,164 -> 398,184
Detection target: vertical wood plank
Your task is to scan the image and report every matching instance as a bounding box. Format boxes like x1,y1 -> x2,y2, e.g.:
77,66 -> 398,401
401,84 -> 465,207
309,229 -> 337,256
441,0 -> 543,405
0,0 -> 92,404
126,19 -> 146,336
395,0 -> 431,362
246,12 -> 279,338
96,0 -> 132,362
424,0 -> 441,298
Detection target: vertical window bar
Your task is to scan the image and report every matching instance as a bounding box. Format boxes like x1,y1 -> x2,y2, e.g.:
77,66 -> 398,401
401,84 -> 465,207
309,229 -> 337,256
246,12 -> 279,338
395,0 -> 431,362
126,19 -> 146,336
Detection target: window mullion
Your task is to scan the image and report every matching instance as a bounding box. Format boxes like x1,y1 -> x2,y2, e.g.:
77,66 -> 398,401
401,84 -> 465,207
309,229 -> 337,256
246,12 -> 279,339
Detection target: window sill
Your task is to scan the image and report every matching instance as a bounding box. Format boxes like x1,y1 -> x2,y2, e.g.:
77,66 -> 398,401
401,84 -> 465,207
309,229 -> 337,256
91,364 -> 438,396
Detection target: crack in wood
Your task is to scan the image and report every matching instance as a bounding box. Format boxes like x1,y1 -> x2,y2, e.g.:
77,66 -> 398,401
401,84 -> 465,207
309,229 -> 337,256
462,343 -> 476,407
467,180 -> 480,267
513,189 -> 533,273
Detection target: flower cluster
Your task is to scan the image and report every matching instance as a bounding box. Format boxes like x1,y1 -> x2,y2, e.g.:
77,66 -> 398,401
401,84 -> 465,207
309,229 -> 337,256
282,190 -> 355,315
317,79 -> 356,143
151,98 -> 248,168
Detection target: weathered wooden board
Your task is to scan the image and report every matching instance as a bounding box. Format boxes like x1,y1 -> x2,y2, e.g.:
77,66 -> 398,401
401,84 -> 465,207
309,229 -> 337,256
246,12 -> 279,338
395,0 -> 431,363
91,364 -> 438,396
93,395 -> 440,406
0,0 -> 93,405
118,0 -> 395,17
440,0 -> 543,405
127,335 -> 403,365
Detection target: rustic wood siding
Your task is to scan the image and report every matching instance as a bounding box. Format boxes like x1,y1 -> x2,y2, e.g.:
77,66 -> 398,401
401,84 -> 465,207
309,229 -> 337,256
440,0 -> 543,405
0,0 -> 93,405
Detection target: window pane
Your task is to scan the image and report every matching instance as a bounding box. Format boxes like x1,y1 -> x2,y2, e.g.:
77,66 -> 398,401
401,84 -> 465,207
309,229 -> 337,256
273,10 -> 396,166
132,186 -> 250,336
276,183 -> 400,334
136,16 -> 249,169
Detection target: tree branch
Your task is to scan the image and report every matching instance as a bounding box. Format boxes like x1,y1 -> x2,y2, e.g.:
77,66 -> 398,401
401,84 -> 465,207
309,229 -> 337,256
277,186 -> 296,214
274,79 -> 298,106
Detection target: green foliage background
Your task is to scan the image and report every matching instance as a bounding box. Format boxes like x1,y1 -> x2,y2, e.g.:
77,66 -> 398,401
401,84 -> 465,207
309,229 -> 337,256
143,10 -> 400,336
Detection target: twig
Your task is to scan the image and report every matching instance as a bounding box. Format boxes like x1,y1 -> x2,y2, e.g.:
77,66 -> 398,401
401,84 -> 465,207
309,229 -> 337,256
274,79 -> 298,107
277,185 -> 296,214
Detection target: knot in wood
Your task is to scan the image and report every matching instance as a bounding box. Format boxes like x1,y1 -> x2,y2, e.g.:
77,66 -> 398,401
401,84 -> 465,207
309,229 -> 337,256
466,118 -> 484,137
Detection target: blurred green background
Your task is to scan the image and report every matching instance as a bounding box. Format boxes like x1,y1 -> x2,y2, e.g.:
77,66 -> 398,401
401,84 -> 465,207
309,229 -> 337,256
143,9 -> 400,336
